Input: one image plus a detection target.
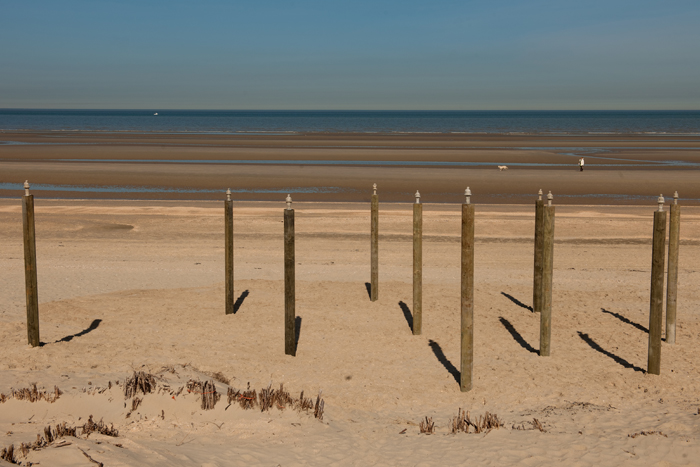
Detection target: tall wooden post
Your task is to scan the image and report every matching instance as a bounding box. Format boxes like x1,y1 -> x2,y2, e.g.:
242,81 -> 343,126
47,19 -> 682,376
540,191 -> 555,357
460,188 -> 474,392
413,191 -> 422,335
284,194 -> 296,356
648,195 -> 667,374
371,183 -> 379,301
225,189 -> 234,315
665,191 -> 680,345
533,189 -> 544,313
22,181 -> 40,347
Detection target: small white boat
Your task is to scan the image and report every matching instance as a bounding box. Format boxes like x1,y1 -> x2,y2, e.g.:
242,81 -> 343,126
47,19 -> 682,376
154,112 -> 158,116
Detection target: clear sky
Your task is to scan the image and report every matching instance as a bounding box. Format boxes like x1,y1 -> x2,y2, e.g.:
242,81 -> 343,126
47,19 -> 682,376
2,0 -> 699,110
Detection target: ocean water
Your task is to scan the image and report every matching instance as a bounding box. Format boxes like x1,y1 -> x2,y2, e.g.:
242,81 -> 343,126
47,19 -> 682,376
1,110 -> 699,134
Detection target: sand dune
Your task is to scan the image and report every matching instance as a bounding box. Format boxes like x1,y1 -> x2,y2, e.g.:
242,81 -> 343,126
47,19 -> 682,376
1,200 -> 699,465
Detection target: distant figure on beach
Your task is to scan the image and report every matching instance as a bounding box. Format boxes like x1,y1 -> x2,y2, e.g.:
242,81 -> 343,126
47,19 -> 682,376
579,157 -> 584,172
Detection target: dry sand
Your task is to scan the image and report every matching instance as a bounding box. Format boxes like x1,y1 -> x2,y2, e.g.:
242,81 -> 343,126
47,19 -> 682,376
1,132 -> 700,203
1,199 -> 700,465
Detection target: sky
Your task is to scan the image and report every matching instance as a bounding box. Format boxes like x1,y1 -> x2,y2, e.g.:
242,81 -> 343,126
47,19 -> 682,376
1,0 -> 699,110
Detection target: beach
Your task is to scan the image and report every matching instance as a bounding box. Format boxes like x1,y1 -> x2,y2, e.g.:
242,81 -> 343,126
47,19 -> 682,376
1,132 -> 700,204
1,198 -> 699,465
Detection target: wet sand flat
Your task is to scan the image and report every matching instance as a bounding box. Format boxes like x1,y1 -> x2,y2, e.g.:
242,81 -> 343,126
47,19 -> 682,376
1,132 -> 699,203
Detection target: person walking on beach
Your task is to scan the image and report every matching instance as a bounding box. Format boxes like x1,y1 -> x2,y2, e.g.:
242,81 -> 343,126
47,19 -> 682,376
579,157 -> 584,172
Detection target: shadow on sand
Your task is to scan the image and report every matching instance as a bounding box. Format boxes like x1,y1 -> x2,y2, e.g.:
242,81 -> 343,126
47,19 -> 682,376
398,301 -> 413,332
499,317 -> 538,354
54,319 -> 102,344
577,331 -> 645,373
428,339 -> 460,384
501,292 -> 533,312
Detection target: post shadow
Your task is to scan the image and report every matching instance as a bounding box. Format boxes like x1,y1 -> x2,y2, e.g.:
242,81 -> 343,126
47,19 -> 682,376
364,282 -> 372,300
428,339 -> 460,384
233,290 -> 250,314
498,317 -> 538,354
55,319 -> 102,344
295,316 -> 302,354
600,308 -> 648,333
501,292 -> 533,312
398,301 -> 413,332
577,331 -> 645,373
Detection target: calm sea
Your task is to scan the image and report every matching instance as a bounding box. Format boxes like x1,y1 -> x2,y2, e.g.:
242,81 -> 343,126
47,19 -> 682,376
1,110 -> 699,134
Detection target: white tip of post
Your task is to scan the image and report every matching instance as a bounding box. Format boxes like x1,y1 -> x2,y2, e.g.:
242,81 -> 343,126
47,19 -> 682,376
24,180 -> 30,196
547,191 -> 553,206
538,189 -> 543,200
674,191 -> 679,205
658,194 -> 664,212
373,183 -> 377,196
465,187 -> 471,205
415,190 -> 421,203
226,188 -> 231,201
286,194 -> 292,210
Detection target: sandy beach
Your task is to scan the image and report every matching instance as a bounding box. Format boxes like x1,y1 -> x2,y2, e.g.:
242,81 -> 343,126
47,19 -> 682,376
1,198 -> 699,465
1,132 -> 700,204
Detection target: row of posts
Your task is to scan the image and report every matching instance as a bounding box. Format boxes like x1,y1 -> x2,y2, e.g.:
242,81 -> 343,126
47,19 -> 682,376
20,182 -> 682,385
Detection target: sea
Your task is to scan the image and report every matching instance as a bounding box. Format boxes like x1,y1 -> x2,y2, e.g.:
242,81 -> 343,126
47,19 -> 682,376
1,109 -> 700,134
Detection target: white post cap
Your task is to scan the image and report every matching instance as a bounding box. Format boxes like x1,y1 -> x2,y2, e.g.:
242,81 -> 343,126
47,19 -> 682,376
373,183 -> 377,196
415,190 -> 420,204
547,191 -> 553,206
226,188 -> 231,201
538,189 -> 542,201
658,194 -> 664,212
674,191 -> 678,205
24,180 -> 30,197
465,187 -> 471,205
286,194 -> 292,210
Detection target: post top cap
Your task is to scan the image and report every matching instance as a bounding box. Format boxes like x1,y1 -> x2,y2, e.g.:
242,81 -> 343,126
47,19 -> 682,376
674,191 -> 678,199
415,190 -> 420,198
465,187 -> 471,196
547,191 -> 553,200
24,180 -> 29,189
226,188 -> 231,195
538,188 -> 542,195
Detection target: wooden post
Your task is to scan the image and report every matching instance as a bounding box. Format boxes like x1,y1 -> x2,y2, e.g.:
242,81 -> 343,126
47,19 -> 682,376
540,191 -> 555,357
533,189 -> 544,313
460,187 -> 474,392
413,191 -> 422,335
284,194 -> 296,356
665,191 -> 680,345
22,181 -> 40,347
225,189 -> 234,315
371,183 -> 379,301
648,195 -> 667,374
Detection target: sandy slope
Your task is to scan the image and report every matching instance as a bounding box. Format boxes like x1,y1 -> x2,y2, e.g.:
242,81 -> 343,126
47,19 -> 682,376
1,200 -> 699,466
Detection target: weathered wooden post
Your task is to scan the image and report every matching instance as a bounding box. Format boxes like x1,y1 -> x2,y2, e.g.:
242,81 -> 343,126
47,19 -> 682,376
371,183 -> 379,301
284,194 -> 296,356
460,187 -> 474,392
413,190 -> 422,335
225,188 -> 234,315
648,195 -> 667,374
533,189 -> 544,313
22,180 -> 40,347
540,191 -> 555,357
665,191 -> 680,344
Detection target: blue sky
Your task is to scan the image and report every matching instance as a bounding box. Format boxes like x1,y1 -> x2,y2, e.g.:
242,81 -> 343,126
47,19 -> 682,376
2,0 -> 699,109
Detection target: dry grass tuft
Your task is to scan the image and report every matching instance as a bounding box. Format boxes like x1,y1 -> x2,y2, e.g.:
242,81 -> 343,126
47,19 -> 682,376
419,417 -> 435,434
450,409 -> 502,434
1,419 -> 116,464
0,384 -> 62,404
124,371 -> 156,399
187,379 -> 221,410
